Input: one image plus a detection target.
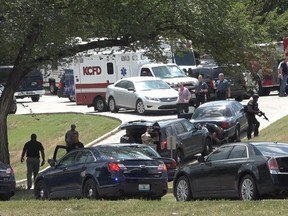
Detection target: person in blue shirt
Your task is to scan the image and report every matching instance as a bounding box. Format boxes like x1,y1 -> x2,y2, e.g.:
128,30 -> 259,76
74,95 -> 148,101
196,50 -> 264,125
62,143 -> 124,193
215,73 -> 230,100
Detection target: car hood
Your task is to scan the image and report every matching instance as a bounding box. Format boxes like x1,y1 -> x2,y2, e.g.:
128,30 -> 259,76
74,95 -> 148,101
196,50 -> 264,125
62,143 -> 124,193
138,88 -> 178,98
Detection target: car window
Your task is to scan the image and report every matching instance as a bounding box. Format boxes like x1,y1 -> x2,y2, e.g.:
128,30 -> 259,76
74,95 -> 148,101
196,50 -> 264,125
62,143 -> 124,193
232,102 -> 243,113
206,146 -> 233,162
75,150 -> 95,164
58,151 -> 78,167
98,147 -> 152,160
181,119 -> 194,132
136,80 -> 170,90
140,68 -> 153,76
228,145 -> 247,159
174,122 -> 187,134
126,81 -> 134,90
115,80 -> 128,89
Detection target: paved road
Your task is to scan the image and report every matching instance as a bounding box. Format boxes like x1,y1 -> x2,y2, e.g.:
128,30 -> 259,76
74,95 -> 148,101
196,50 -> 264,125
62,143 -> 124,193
16,91 -> 288,145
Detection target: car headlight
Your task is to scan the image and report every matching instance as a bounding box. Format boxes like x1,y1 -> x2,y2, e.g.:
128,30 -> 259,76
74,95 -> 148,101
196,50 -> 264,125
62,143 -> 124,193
145,96 -> 160,101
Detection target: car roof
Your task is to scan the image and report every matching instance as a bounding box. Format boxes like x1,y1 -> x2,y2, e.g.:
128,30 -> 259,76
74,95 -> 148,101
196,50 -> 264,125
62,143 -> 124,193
141,63 -> 178,68
117,76 -> 162,82
197,100 -> 240,108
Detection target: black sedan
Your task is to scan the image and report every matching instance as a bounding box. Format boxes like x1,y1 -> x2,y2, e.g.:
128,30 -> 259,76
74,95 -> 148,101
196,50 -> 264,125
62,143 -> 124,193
191,100 -> 248,142
174,142 -> 288,201
113,143 -> 177,181
0,162 -> 16,200
34,145 -> 168,200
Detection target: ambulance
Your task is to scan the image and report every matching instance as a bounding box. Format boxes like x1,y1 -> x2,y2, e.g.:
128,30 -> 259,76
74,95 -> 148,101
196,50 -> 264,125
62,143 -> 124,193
67,48 -> 198,112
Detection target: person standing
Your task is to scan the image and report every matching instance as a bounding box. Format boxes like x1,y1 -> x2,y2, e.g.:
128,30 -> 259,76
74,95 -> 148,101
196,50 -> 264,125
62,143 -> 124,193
67,132 -> 84,152
65,124 -> 79,147
177,83 -> 191,114
277,57 -> 288,97
195,74 -> 208,107
246,94 -> 261,140
215,73 -> 230,100
20,134 -> 45,189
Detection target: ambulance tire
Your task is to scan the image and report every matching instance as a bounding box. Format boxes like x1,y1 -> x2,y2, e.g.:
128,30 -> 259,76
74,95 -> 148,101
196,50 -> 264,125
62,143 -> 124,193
94,97 -> 107,112
108,97 -> 119,113
136,99 -> 146,115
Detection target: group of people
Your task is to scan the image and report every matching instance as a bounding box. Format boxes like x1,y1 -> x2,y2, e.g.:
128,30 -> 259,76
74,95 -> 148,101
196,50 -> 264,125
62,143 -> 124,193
177,73 -> 230,110
20,123 -> 84,190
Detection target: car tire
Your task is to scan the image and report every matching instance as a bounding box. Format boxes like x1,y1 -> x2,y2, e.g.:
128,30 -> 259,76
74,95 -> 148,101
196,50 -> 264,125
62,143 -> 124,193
176,149 -> 184,167
136,99 -> 146,115
34,180 -> 49,200
31,95 -> 40,102
94,97 -> 107,112
175,176 -> 192,201
83,178 -> 99,200
108,97 -> 119,113
239,175 -> 258,200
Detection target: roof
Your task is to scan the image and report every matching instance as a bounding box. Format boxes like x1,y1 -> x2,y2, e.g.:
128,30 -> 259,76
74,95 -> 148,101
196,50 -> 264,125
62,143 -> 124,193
197,100 -> 241,108
118,76 -> 162,82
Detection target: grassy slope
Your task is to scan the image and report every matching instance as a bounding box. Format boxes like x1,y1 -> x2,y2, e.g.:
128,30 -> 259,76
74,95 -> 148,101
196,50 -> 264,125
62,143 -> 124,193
8,113 -> 121,180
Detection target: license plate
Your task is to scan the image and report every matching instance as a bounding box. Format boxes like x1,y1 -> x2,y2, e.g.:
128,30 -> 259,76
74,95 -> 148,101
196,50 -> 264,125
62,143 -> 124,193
138,184 -> 150,191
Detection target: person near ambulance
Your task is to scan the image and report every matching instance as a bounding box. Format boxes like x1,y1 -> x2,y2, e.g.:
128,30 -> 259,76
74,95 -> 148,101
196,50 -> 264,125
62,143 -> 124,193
277,57 -> 288,97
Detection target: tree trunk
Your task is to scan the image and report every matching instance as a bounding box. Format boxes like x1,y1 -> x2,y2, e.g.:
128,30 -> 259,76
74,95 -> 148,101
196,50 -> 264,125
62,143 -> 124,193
0,113 -> 9,163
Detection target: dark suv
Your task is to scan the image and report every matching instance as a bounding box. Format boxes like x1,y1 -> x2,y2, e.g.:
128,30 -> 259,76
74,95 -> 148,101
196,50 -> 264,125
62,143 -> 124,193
119,118 -> 211,166
187,65 -> 249,101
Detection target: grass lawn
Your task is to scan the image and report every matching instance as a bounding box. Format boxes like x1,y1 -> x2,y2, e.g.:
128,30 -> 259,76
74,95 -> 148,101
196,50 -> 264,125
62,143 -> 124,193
8,113 -> 121,181
3,114 -> 288,216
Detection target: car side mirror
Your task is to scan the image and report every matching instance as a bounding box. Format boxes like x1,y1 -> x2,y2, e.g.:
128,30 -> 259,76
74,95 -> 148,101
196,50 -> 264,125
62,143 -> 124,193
197,156 -> 205,163
128,87 -> 135,91
48,158 -> 56,167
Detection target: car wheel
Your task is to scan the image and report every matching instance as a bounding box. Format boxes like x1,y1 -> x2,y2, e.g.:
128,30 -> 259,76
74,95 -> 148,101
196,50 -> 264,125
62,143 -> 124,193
136,99 -> 146,114
233,125 -> 241,142
239,175 -> 258,200
94,97 -> 107,112
31,96 -> 40,102
68,95 -> 75,102
108,97 -> 119,113
34,180 -> 49,200
176,150 -> 184,167
83,178 -> 99,200
175,176 -> 192,201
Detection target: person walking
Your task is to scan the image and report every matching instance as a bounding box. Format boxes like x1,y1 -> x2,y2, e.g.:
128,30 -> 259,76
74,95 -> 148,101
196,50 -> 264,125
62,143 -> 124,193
195,74 -> 208,107
65,124 -> 79,147
177,82 -> 191,114
215,73 -> 230,100
20,134 -> 45,189
246,94 -> 261,140
277,57 -> 288,97
67,132 -> 84,152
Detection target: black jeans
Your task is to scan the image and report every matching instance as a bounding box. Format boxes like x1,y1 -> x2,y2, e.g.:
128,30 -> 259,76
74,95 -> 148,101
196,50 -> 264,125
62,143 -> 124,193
216,91 -> 227,100
195,94 -> 205,107
246,114 -> 260,139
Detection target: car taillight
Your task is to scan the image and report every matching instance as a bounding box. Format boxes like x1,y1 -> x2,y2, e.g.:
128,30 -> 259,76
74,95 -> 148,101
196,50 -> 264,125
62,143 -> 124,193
160,140 -> 167,150
268,158 -> 279,174
171,159 -> 177,168
220,122 -> 229,129
158,164 -> 167,172
108,163 -> 121,172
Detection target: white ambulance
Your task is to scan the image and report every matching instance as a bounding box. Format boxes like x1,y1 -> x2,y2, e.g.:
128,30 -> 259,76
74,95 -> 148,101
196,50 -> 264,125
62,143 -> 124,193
68,48 -> 198,111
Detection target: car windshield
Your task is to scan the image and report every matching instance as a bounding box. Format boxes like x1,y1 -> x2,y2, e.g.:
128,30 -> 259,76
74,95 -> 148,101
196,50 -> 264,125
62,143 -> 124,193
255,144 -> 288,157
192,106 -> 232,119
151,65 -> 187,78
98,147 -> 152,160
135,80 -> 171,91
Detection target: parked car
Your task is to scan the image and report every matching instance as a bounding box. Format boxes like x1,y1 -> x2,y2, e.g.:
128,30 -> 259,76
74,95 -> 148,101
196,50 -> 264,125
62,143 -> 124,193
0,162 -> 16,200
57,69 -> 75,102
0,84 -> 17,114
191,100 -> 248,142
119,118 -> 212,166
187,65 -> 251,101
114,143 -> 177,181
174,142 -> 288,201
106,77 -> 179,114
34,145 -> 168,200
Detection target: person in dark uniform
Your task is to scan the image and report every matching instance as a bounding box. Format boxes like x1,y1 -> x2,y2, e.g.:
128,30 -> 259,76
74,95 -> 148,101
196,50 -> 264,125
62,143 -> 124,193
20,134 -> 45,189
205,123 -> 225,146
120,128 -> 135,143
195,74 -> 208,107
67,132 -> 84,152
246,94 -> 260,140
215,73 -> 230,100
65,124 -> 79,146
